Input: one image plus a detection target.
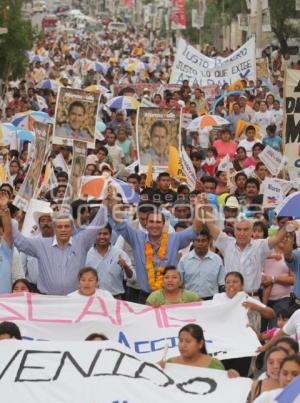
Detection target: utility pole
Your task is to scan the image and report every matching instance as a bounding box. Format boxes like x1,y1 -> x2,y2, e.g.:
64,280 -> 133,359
256,0 -> 263,57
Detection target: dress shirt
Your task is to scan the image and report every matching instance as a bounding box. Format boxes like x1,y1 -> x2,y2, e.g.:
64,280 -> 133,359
12,205 -> 107,295
115,222 -> 198,293
0,240 -> 13,293
85,244 -> 135,296
214,231 -> 272,293
177,249 -> 225,298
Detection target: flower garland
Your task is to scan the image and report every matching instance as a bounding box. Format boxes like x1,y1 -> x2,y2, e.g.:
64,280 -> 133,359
145,232 -> 169,291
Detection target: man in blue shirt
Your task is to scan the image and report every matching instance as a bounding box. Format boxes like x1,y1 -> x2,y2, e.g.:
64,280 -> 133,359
0,191 -> 13,293
10,201 -> 107,295
108,191 -> 203,303
178,227 -> 225,300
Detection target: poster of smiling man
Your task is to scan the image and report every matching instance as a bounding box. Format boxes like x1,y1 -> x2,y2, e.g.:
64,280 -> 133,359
137,107 -> 181,174
53,87 -> 100,147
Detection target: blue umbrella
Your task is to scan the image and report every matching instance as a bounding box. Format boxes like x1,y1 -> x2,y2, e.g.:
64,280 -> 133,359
276,191 -> 300,218
30,55 -> 44,63
210,90 -> 244,114
38,79 -> 60,91
17,130 -> 34,141
275,376 -> 300,403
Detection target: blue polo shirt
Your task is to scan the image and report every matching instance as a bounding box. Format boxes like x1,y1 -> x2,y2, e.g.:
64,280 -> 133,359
115,222 -> 198,292
285,250 -> 300,299
0,240 -> 13,293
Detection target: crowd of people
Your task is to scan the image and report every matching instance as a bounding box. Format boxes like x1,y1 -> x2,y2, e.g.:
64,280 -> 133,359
0,12 -> 300,402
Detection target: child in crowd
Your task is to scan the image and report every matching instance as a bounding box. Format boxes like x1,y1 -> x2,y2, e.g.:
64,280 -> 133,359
257,309 -> 293,342
201,146 -> 218,176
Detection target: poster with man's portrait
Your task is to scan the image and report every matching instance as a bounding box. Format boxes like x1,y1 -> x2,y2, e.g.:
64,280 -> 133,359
137,107 -> 181,174
13,122 -> 50,211
53,87 -> 100,147
67,141 -> 87,204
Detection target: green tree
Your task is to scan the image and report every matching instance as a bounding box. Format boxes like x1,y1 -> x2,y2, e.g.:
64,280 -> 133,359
269,0 -> 300,52
0,0 -> 34,82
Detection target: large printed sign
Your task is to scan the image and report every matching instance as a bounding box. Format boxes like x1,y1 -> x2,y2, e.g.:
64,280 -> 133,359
170,37 -> 256,86
0,293 -> 260,362
0,341 -> 252,403
137,107 -> 181,175
13,122 -> 49,212
283,69 -> 300,170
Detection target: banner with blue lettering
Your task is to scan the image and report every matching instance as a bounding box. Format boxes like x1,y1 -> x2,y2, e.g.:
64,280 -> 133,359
0,292 -> 260,361
169,37 -> 256,86
0,340 -> 252,403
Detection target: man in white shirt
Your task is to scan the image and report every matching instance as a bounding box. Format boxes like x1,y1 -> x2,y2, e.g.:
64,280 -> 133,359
198,193 -> 298,294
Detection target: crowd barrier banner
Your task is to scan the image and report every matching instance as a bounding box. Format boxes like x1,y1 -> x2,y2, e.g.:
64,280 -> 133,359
170,37 -> 256,86
0,340 -> 252,403
0,292 -> 260,362
283,69 -> 300,170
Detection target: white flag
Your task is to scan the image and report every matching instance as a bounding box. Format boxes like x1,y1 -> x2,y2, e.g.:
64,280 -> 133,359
181,146 -> 197,190
218,154 -> 233,171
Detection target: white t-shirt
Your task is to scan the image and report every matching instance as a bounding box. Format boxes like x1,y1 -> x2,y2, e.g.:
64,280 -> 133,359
283,309 -> 300,346
68,289 -> 114,299
213,291 -> 265,308
253,388 -> 283,403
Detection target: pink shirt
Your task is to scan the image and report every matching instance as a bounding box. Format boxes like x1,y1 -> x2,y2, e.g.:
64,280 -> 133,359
213,139 -> 237,162
262,256 -> 291,300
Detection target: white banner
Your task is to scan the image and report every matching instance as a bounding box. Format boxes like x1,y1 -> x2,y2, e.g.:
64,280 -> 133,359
258,145 -> 283,176
283,69 -> 300,170
0,293 -> 260,361
169,37 -> 256,86
0,340 -> 252,403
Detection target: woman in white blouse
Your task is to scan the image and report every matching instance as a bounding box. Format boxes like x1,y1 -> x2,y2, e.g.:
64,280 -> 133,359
68,267 -> 114,299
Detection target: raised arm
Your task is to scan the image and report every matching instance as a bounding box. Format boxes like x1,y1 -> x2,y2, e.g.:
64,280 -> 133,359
0,190 -> 12,248
78,204 -> 108,250
283,232 -> 295,263
197,193 -> 220,240
268,221 -> 298,249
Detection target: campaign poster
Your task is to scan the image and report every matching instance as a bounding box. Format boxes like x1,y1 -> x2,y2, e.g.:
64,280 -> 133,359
66,141 -> 87,204
13,122 -> 49,211
137,107 -> 181,175
53,87 -> 100,147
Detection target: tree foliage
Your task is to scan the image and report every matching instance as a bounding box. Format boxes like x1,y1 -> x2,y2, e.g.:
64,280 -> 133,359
269,0 -> 300,52
0,0 -> 34,82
